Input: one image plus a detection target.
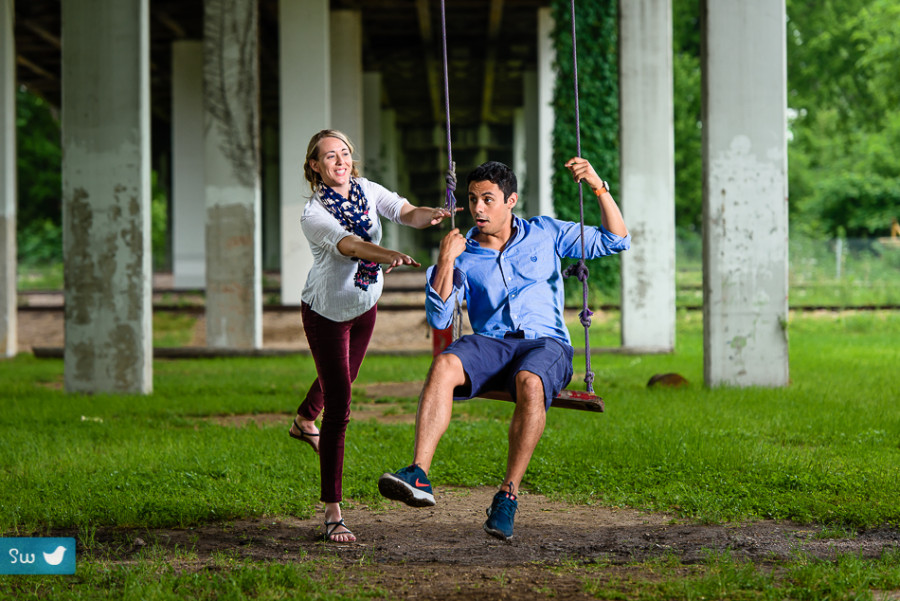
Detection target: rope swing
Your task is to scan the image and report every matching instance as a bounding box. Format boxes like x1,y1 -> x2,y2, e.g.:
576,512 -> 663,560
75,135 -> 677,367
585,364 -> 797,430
560,0 -> 596,394
439,0 -> 603,412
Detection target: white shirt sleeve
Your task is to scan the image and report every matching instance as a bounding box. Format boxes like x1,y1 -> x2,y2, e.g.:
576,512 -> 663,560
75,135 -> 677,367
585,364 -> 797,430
362,178 -> 410,225
300,197 -> 354,258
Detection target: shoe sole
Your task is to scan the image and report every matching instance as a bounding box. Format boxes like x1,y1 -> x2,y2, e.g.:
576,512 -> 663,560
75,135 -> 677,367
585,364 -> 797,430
378,473 -> 436,507
483,521 -> 513,541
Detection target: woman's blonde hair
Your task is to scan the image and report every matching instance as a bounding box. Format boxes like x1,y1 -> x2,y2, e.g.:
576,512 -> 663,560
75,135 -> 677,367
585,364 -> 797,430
303,129 -> 359,193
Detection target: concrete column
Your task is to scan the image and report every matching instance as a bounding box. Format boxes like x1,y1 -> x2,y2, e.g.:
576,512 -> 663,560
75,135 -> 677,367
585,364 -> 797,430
379,109 -> 412,251
619,0 -> 676,352
204,0 -> 262,349
362,72 -> 384,181
262,125 -> 280,271
331,10 -> 364,150
61,0 -> 152,393
279,0 -> 327,306
171,40 -> 205,289
702,0 -> 789,386
512,107 -> 527,215
522,70 -> 538,218
364,72 -> 398,247
1,0 -> 16,357
536,7 -> 555,218
380,110 -> 399,191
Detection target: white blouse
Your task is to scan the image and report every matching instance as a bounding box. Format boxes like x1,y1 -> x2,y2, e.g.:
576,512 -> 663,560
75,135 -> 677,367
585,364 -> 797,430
300,177 -> 409,322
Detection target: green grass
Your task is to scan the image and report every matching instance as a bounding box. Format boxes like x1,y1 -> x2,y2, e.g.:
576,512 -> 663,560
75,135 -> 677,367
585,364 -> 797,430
0,556 -> 386,600
3,548 -> 899,600
17,263 -> 64,290
581,549 -> 900,601
1,311 -> 899,598
2,311 -> 899,533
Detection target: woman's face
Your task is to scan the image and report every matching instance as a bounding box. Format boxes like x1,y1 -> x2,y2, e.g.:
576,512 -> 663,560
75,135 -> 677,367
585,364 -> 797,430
309,136 -> 352,189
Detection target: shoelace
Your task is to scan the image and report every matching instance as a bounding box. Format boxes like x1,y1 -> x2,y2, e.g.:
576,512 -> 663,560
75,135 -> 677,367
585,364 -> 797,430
490,495 -> 517,520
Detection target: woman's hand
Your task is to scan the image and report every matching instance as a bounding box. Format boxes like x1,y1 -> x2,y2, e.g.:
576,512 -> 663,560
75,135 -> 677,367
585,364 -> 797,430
384,252 -> 420,274
426,207 -> 457,226
400,204 -> 463,229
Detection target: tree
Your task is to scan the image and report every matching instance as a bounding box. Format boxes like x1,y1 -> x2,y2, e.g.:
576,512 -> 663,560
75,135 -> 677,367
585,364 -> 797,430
550,0 -> 620,293
786,0 -> 900,238
16,87 -> 63,265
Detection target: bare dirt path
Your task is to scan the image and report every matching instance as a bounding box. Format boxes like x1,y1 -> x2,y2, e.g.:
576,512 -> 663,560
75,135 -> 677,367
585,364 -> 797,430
67,484 -> 900,600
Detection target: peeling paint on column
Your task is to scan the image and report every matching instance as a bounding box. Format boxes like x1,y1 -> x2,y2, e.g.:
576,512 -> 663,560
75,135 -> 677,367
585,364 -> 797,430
704,133 -> 788,387
62,0 -> 152,394
65,188 -> 97,325
109,323 -> 138,389
205,201 -> 260,348
203,0 -> 262,350
71,341 -> 95,384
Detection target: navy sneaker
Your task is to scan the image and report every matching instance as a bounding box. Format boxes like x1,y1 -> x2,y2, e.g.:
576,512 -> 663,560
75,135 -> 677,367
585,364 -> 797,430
483,490 -> 518,540
378,464 -> 436,507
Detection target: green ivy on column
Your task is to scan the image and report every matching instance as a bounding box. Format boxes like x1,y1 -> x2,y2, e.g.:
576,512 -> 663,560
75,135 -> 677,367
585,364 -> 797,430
551,0 -> 621,296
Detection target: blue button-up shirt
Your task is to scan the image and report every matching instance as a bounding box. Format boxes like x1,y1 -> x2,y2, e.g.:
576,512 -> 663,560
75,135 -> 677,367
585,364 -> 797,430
425,215 -> 631,345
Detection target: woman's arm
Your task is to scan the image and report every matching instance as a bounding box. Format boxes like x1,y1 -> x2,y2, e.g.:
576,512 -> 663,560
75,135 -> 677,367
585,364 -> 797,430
336,235 -> 420,273
397,203 -> 458,229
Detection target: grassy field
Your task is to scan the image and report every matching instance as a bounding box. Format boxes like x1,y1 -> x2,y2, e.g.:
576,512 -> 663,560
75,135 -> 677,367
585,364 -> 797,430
1,311 -> 899,599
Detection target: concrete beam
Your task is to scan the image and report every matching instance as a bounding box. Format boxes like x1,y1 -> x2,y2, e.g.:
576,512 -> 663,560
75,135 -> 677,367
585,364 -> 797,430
701,0 -> 789,386
203,0 -> 262,349
61,0 -> 152,393
279,0 -> 327,306
619,0 -> 676,352
330,10 -> 363,150
171,40 -> 205,289
536,7 -> 555,218
1,0 -> 16,357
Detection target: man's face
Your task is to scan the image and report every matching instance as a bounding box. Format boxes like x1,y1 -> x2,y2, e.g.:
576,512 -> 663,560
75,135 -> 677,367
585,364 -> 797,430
468,180 -> 517,237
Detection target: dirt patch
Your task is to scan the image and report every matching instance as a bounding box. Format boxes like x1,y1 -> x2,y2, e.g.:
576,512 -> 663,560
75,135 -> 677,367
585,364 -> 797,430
102,393 -> 900,599
70,487 -> 900,600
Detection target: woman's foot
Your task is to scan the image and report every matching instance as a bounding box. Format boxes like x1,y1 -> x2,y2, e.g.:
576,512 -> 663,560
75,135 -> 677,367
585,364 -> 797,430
323,503 -> 356,543
288,417 -> 320,454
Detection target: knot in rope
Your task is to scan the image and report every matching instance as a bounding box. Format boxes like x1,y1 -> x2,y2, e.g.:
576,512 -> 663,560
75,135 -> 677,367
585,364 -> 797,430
445,160 -> 457,212
562,259 -> 590,282
583,370 -> 595,391
578,307 -> 594,329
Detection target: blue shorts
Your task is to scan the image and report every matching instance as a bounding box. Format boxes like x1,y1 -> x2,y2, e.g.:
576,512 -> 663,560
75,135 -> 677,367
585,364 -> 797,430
442,334 -> 574,410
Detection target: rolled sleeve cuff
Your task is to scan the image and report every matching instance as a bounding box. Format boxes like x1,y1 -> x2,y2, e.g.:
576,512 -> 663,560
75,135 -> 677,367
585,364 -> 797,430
592,227 -> 631,255
425,265 -> 464,329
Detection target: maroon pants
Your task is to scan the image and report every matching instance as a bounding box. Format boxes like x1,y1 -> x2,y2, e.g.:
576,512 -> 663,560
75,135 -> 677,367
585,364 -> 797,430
297,302 -> 377,503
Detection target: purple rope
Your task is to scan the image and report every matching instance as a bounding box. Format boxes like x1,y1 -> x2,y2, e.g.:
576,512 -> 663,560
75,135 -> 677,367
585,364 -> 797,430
440,0 -> 461,338
561,0 -> 595,392
440,0 -> 457,230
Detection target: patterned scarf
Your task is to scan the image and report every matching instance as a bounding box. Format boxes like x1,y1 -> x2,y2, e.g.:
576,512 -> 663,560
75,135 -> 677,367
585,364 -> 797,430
317,179 -> 381,290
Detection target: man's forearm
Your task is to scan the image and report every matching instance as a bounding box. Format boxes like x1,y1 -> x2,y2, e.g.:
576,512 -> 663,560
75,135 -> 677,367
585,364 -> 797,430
430,259 -> 457,301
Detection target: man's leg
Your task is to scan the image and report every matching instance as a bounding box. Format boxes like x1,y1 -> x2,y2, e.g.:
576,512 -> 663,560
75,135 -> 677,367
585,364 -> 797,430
500,370 -> 546,495
378,351 -> 468,506
484,369 -> 546,541
412,352 -> 468,473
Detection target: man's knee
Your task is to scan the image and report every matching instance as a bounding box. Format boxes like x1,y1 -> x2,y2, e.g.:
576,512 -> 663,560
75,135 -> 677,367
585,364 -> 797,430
515,370 -> 545,404
427,352 -> 467,388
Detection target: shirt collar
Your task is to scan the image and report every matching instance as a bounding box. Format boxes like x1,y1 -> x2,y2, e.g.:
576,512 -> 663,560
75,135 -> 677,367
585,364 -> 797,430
465,214 -> 523,250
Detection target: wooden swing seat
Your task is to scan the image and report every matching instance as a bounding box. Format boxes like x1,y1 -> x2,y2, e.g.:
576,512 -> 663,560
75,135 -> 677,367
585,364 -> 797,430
478,389 -> 605,412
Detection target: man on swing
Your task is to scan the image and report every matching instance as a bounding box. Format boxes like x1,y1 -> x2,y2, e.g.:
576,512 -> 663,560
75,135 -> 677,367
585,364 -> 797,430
378,157 -> 629,540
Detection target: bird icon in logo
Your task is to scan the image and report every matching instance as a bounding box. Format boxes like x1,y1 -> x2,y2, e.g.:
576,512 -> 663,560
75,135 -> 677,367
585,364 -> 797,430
42,545 -> 67,566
